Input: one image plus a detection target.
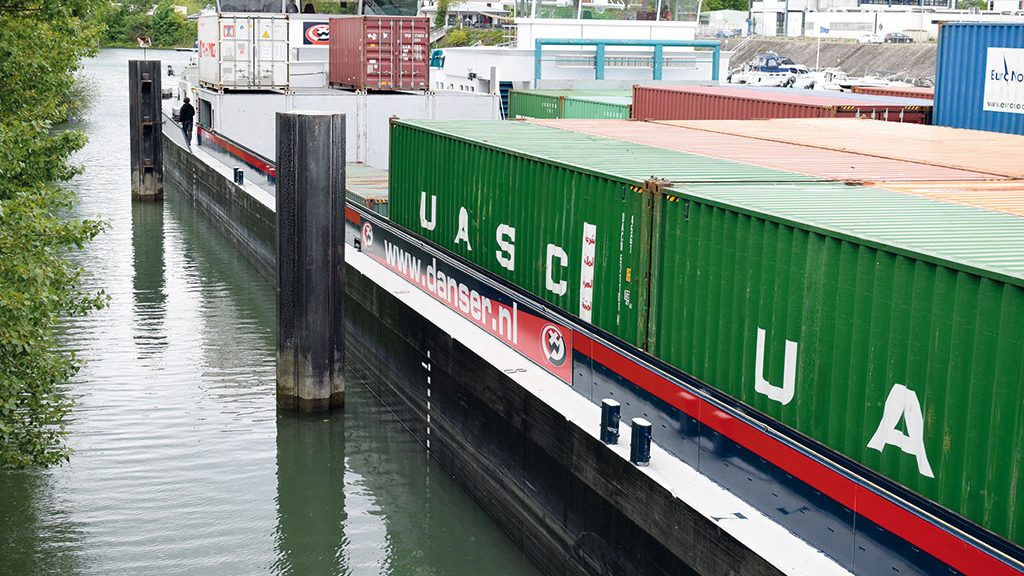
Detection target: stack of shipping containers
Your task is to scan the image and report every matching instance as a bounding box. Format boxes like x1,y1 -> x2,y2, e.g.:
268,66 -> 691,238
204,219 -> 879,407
631,85 -> 933,123
386,118 -> 1024,561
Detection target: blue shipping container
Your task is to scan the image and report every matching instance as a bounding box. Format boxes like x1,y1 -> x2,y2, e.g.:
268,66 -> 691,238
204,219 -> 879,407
934,22 -> 1024,135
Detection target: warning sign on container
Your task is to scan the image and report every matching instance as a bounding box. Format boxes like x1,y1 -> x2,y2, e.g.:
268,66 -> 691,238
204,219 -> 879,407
983,47 -> 1024,115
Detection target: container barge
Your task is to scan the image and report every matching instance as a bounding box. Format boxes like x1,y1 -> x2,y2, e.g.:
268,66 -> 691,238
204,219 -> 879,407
387,118 -> 1024,575
165,5 -> 1024,575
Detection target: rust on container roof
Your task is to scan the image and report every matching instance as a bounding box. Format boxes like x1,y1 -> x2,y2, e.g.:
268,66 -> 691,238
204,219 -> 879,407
526,118 -> 1005,182
876,180 -> 1024,218
632,85 -> 932,124
661,118 -> 1024,179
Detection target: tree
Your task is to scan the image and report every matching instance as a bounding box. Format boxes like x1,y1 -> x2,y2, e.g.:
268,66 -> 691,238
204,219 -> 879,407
434,0 -> 450,28
0,0 -> 108,467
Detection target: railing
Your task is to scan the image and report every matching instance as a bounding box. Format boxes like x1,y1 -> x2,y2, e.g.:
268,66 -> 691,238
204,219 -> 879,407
534,38 -> 722,83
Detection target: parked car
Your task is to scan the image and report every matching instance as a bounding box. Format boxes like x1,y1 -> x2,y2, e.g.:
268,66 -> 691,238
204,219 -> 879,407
715,29 -> 737,38
885,32 -> 913,43
858,33 -> 884,44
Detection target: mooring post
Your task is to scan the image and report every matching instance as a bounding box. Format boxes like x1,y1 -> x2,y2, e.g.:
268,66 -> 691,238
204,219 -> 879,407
276,111 -> 346,412
600,399 -> 620,445
128,60 -> 163,200
630,418 -> 652,466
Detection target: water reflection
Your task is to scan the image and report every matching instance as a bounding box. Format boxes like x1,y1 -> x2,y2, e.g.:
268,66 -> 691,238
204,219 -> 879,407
274,412 -> 349,576
131,201 -> 168,358
0,471 -> 86,576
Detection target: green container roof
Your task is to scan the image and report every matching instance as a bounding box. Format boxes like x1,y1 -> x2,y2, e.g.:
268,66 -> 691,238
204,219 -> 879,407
397,120 -> 815,184
395,119 -> 1024,285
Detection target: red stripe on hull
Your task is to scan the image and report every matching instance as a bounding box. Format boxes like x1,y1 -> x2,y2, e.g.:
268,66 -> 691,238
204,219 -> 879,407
572,332 -> 1018,576
199,128 -> 277,179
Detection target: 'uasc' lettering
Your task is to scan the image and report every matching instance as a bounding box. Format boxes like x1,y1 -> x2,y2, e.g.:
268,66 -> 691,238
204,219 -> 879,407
868,384 -> 934,478
416,194 -> 573,297
753,327 -> 797,405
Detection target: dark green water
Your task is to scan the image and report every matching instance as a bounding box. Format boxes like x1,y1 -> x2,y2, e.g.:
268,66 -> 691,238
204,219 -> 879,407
0,49 -> 540,576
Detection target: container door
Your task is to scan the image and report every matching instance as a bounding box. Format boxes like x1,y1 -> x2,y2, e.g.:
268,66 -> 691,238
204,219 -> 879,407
364,18 -> 394,89
222,17 -> 253,88
253,17 -> 287,88
198,16 -> 220,86
394,18 -> 428,90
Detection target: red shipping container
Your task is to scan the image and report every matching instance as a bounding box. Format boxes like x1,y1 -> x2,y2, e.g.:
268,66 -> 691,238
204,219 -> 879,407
631,85 -> 931,124
851,85 -> 934,100
329,16 -> 429,91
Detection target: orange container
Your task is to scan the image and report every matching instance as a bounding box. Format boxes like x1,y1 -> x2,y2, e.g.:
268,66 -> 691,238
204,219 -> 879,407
851,85 -> 934,100
525,118 -> 1001,183
662,118 -> 1024,179
876,180 -> 1024,218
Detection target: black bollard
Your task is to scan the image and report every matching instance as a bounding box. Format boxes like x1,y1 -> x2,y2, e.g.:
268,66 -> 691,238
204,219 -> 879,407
128,60 -> 163,200
630,418 -> 652,466
600,399 -> 620,445
276,112 -> 346,412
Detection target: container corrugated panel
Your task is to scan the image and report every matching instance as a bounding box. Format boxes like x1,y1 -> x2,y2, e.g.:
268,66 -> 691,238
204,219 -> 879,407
509,90 -> 632,119
329,16 -> 429,91
935,23 -> 1024,135
562,96 -> 631,119
633,85 -> 931,123
648,180 -> 1024,546
876,180 -> 1024,217
388,120 -> 816,347
852,85 -> 935,100
389,118 -> 1024,548
508,91 -> 564,119
527,118 -> 1000,182
664,118 -> 1024,178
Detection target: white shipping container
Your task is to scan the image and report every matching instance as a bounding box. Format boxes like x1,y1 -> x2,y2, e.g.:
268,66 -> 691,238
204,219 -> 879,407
198,14 -> 287,90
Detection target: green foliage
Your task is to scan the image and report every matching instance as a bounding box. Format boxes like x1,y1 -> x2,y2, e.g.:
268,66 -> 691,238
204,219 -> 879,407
434,0 -> 451,28
441,27 -> 469,47
436,28 -> 504,48
956,0 -> 986,8
703,0 -> 748,11
103,0 -> 200,48
0,0 -> 108,467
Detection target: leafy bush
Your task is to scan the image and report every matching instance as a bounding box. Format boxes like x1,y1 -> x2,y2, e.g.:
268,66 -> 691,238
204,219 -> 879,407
0,0 -> 108,467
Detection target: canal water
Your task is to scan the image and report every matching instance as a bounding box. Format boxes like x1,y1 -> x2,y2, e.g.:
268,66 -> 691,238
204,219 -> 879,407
0,49 -> 541,576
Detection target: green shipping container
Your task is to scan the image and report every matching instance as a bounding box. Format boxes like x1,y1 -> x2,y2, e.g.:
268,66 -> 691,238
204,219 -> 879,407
508,90 -> 632,120
388,119 -> 1024,546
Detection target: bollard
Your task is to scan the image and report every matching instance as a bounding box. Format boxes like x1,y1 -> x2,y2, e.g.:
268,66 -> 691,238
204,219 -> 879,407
630,418 -> 652,466
276,112 -> 346,412
128,60 -> 163,200
600,399 -> 620,445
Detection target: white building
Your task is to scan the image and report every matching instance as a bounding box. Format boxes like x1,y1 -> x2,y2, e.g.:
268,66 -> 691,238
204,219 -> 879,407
748,2 -> 1024,39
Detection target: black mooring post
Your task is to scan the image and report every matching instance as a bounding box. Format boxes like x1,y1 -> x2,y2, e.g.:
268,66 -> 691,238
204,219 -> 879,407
128,60 -> 163,200
276,112 -> 346,412
630,418 -> 652,466
600,399 -> 620,445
